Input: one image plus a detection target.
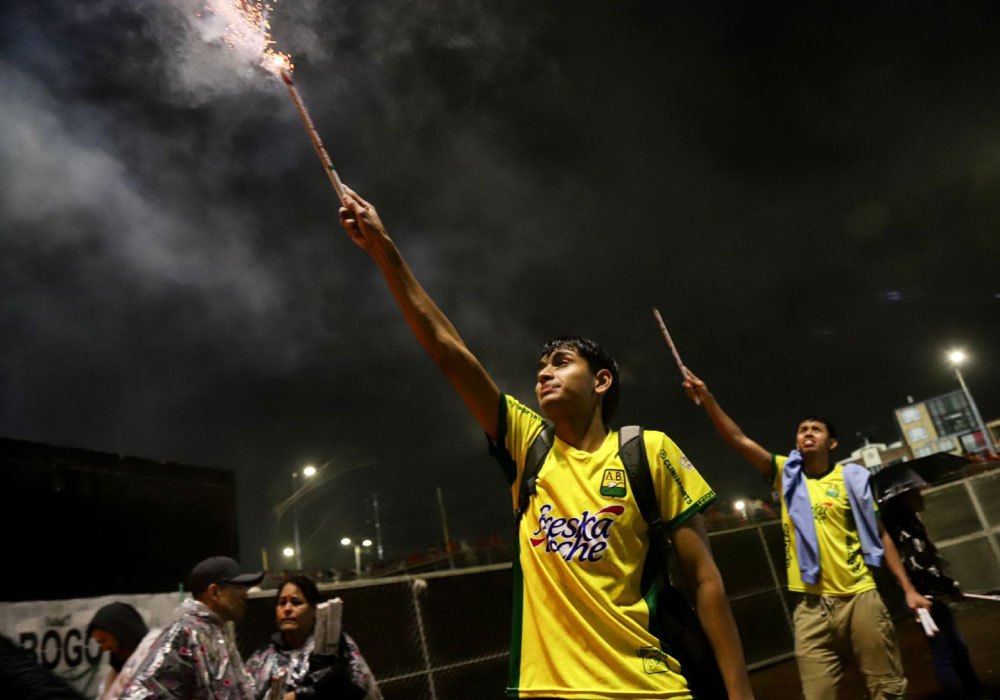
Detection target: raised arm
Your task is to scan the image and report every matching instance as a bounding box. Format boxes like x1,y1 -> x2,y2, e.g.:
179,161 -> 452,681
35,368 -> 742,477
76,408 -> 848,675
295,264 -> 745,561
339,186 -> 501,440
682,370 -> 772,477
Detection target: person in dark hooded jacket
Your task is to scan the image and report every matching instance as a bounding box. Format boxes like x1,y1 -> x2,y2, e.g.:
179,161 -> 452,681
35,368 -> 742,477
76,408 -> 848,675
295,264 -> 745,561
87,602 -> 159,700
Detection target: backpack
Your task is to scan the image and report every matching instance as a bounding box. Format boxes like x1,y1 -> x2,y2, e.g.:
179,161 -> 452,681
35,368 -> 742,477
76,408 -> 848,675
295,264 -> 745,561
515,425 -> 728,700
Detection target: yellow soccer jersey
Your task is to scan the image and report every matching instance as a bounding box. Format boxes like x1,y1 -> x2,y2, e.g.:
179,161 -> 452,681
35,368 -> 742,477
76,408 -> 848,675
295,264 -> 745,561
771,454 -> 878,596
490,395 -> 716,700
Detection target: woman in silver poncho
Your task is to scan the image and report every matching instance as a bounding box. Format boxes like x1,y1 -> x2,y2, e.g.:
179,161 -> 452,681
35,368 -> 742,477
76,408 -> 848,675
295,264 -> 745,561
246,576 -> 381,700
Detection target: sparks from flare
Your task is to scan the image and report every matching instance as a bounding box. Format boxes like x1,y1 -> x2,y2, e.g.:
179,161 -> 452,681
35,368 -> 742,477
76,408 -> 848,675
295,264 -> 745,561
198,0 -> 293,75
200,1 -> 346,204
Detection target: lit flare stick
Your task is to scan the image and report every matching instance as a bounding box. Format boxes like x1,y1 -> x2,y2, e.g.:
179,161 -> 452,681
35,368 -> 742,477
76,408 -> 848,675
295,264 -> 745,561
279,69 -> 348,207
916,607 -> 939,637
652,307 -> 699,405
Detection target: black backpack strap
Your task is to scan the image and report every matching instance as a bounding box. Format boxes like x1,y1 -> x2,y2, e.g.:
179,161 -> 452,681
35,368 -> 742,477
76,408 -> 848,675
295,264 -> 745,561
515,425 -> 554,522
618,426 -> 669,557
619,426 -> 727,699
618,427 -> 687,631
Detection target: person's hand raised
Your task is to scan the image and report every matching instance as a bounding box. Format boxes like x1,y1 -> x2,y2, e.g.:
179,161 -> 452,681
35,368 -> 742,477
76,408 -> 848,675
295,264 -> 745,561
338,184 -> 388,256
682,368 -> 710,406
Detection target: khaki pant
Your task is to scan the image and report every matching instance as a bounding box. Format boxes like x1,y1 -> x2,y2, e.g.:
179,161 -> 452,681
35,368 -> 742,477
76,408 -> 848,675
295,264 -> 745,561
793,589 -> 906,700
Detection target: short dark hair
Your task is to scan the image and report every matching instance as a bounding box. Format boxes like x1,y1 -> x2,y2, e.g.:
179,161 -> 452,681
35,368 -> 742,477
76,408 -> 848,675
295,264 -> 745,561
540,336 -> 620,426
798,415 -> 838,441
278,575 -> 321,608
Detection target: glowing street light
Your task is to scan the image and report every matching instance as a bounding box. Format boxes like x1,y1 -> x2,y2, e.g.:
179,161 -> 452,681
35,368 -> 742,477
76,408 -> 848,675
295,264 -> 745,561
947,349 -> 996,455
734,500 -> 747,521
282,546 -> 295,558
289,464 -> 320,570
342,537 -> 372,576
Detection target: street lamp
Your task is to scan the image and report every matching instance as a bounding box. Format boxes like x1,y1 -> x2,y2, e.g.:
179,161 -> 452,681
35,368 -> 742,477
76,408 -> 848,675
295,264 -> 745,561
341,537 -> 373,576
282,546 -> 295,558
291,465 -> 317,569
948,349 -> 996,455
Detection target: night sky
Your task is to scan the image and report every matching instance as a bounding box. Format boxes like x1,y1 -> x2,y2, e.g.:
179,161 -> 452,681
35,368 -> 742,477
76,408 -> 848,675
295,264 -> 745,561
2,1 -> 999,573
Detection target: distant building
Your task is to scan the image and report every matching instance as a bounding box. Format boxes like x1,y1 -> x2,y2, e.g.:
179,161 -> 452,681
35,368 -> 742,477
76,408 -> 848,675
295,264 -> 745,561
841,441 -> 912,473
895,390 -> 989,458
988,418 -> 1000,449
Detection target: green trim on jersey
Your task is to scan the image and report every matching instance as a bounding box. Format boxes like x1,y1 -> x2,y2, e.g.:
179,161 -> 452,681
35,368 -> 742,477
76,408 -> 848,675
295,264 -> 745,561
639,543 -> 665,648
663,491 -> 717,531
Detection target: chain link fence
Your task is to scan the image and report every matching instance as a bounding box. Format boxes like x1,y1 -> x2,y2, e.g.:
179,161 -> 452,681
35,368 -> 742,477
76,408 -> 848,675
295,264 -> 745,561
239,564 -> 513,700
921,469 -> 1000,593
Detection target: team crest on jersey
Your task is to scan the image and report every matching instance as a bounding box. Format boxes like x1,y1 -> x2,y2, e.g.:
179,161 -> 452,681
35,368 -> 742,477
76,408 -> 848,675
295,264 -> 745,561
638,646 -> 679,675
826,487 -> 840,498
600,469 -> 627,497
678,452 -> 695,471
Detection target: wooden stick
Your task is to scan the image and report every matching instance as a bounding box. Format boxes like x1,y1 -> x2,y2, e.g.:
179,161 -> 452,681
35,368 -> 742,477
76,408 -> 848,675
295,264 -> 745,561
652,307 -> 699,405
280,70 -> 347,207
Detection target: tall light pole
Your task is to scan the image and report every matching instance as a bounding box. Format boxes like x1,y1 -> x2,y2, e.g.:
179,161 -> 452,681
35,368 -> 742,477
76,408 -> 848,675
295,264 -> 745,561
948,350 -> 996,455
341,537 -> 372,576
291,465 -> 317,569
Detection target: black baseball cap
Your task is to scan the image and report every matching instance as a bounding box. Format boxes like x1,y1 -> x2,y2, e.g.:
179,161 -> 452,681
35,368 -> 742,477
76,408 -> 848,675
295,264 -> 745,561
187,556 -> 264,595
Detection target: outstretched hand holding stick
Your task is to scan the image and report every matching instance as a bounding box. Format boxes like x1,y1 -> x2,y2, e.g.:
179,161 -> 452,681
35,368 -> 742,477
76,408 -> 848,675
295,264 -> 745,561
652,308 -> 699,405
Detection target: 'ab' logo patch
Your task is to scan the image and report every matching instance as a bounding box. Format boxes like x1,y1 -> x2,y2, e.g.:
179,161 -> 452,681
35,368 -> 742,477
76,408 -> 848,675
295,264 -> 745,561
600,469 -> 627,497
638,646 -> 679,675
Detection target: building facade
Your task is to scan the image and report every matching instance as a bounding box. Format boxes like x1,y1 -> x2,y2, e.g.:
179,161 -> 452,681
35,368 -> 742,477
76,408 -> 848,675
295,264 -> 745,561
895,390 -> 987,458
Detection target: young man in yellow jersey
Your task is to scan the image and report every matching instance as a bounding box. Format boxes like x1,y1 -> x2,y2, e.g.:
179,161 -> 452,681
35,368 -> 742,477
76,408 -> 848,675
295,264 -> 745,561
338,186 -> 753,700
681,370 -> 931,700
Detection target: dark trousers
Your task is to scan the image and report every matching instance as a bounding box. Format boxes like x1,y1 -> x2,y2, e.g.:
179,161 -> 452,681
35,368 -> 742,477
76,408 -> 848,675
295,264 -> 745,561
926,600 -> 983,697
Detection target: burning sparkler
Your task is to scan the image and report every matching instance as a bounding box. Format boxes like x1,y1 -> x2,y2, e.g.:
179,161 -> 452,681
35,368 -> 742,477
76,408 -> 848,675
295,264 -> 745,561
652,307 -> 700,405
206,0 -> 347,206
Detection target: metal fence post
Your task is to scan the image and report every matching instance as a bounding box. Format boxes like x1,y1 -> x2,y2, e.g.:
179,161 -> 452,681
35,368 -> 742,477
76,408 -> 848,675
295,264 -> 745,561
410,579 -> 438,700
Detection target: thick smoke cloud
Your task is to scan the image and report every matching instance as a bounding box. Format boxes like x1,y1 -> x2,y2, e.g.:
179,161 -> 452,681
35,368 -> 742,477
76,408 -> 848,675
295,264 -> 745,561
1,1 -> 999,569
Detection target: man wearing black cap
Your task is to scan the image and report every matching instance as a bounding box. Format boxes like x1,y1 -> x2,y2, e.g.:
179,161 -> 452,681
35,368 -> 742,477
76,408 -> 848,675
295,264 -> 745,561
121,556 -> 263,700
